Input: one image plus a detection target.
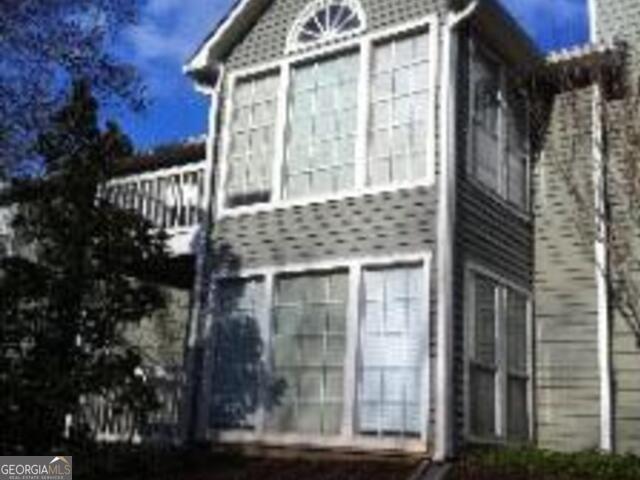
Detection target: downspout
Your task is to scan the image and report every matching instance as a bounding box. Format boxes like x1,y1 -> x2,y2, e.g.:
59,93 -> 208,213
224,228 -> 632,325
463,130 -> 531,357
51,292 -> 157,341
183,65 -> 224,444
435,0 -> 478,462
588,0 -> 614,453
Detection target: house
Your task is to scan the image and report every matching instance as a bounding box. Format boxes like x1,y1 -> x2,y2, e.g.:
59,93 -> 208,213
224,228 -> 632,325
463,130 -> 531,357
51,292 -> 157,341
178,0 -> 640,462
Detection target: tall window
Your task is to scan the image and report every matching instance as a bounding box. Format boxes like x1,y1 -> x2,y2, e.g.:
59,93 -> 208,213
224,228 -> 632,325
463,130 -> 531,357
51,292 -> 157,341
470,47 -> 529,210
505,91 -> 529,209
506,289 -> 529,441
368,32 -> 430,186
270,271 -> 348,434
210,278 -> 265,430
221,16 -> 437,214
226,73 -> 279,207
284,53 -> 359,199
467,269 -> 530,442
358,265 -> 425,437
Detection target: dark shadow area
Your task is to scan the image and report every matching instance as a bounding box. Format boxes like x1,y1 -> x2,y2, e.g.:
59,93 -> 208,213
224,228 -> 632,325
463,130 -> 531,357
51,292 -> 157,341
188,240 -> 285,436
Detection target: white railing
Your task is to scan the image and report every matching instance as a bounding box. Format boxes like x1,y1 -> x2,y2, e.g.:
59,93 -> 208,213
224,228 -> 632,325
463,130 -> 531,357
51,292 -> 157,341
106,163 -> 206,232
105,163 -> 207,255
80,366 -> 184,445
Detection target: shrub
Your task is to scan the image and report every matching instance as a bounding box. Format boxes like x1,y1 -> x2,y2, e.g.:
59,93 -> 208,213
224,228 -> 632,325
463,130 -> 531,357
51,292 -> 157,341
451,447 -> 640,480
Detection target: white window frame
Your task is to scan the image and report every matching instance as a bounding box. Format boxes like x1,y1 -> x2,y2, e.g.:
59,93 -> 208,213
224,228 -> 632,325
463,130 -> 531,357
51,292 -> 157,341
467,40 -> 531,215
286,0 -> 368,54
463,262 -> 534,445
207,252 -> 432,452
217,15 -> 439,219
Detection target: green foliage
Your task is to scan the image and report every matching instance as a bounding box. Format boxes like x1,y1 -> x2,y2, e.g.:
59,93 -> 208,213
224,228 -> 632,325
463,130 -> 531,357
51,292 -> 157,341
453,447 -> 640,480
0,82 -> 169,454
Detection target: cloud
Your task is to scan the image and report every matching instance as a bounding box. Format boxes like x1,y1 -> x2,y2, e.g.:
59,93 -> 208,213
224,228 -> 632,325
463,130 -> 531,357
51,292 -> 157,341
128,0 -> 230,64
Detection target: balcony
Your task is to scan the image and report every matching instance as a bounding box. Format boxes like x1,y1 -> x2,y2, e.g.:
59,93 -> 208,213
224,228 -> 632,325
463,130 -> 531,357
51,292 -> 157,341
105,162 -> 207,256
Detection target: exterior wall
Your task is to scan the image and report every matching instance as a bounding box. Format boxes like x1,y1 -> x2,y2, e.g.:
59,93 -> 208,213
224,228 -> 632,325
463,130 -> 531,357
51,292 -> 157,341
225,0 -> 448,70
204,0 -> 447,451
595,0 -> 640,455
532,86 -> 600,451
453,28 -> 534,449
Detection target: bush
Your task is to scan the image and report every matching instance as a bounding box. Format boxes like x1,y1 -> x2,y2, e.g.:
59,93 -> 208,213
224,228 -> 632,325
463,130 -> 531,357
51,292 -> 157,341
451,447 -> 640,480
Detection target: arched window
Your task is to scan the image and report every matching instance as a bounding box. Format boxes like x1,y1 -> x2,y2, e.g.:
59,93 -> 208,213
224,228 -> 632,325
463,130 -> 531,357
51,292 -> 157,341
287,0 -> 366,52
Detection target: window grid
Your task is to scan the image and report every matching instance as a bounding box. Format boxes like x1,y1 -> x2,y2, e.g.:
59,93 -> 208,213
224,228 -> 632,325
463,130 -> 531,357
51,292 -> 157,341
469,275 -> 499,439
358,265 -> 424,438
284,54 -> 359,199
226,73 -> 279,207
467,269 -> 531,443
208,256 -> 431,446
220,19 -> 437,214
470,44 -> 530,212
210,278 -> 265,430
270,271 -> 348,435
287,0 -> 366,53
368,32 -> 430,186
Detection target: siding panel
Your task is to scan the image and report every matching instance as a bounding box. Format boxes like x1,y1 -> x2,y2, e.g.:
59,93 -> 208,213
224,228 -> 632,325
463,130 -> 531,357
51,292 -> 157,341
225,0 -> 447,71
595,0 -> 640,455
533,87 -> 600,451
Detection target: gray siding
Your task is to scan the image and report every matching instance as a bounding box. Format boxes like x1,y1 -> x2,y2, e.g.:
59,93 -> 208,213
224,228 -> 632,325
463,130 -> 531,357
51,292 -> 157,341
533,87 -> 600,452
213,188 -> 437,269
596,0 -> 640,455
453,29 -> 534,449
225,0 -> 448,70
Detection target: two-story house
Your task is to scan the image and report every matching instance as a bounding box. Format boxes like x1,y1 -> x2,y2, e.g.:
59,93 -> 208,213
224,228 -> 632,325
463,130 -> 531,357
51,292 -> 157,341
182,0 -> 538,460
174,0 -> 640,463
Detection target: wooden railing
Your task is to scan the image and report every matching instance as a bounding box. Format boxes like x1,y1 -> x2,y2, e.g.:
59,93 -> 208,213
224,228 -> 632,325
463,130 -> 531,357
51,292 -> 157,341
105,163 -> 206,232
81,366 -> 184,445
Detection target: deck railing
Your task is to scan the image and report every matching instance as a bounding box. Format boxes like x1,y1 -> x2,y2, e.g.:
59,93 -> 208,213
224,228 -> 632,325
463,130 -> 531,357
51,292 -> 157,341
105,163 -> 206,232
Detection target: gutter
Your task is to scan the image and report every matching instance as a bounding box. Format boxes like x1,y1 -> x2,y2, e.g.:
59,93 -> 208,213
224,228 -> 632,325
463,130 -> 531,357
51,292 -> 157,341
435,0 -> 479,463
182,70 -> 225,444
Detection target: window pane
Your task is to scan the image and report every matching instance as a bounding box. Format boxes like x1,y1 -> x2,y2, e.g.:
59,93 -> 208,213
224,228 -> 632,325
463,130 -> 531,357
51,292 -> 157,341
210,278 -> 265,430
470,364 -> 496,437
358,265 -> 425,437
506,92 -> 528,209
469,274 -> 498,438
507,289 -> 528,373
284,53 -> 359,199
226,72 -> 279,207
269,271 -> 348,435
507,376 -> 529,441
368,31 -> 430,187
472,51 -> 501,192
474,275 -> 497,366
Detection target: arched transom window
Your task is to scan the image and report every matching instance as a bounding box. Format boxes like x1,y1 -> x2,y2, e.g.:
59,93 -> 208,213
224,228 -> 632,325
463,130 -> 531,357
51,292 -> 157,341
287,0 -> 366,52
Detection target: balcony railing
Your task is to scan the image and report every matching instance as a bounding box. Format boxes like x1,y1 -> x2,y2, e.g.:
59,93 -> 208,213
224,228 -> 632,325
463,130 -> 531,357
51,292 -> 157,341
105,163 -> 207,255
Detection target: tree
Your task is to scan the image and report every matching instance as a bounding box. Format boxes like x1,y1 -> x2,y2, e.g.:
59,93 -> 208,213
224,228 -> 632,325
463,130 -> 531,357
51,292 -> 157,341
530,45 -> 640,346
0,82 -> 169,453
0,0 -> 143,176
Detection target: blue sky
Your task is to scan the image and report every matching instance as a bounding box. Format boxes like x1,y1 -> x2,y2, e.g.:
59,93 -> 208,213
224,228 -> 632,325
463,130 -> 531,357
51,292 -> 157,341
116,0 -> 589,150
